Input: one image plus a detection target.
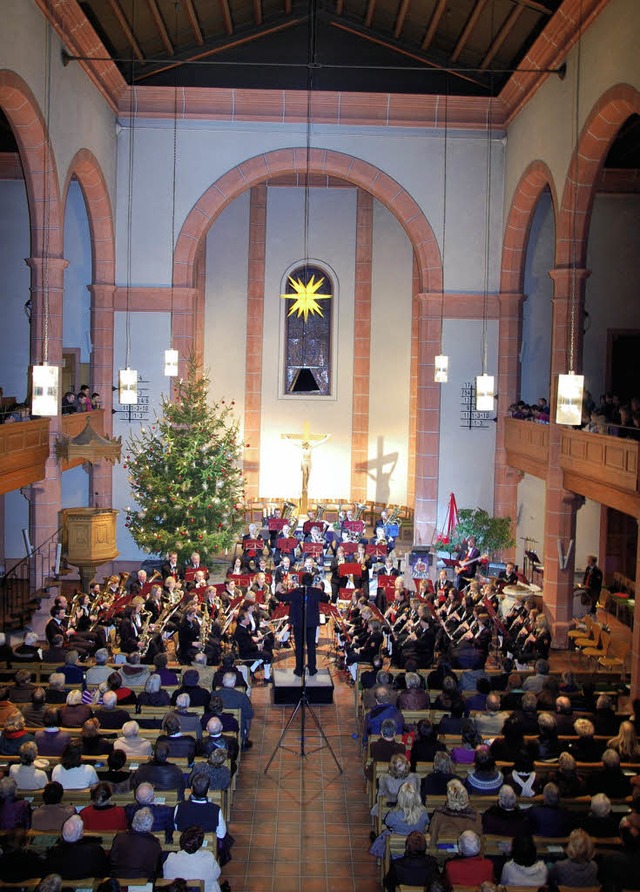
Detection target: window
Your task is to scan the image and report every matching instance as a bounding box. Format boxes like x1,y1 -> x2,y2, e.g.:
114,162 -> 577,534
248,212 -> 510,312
283,263 -> 333,395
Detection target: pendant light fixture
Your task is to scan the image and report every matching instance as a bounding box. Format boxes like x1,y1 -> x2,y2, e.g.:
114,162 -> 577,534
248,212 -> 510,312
555,3 -> 584,425
164,1 -> 179,378
31,14 -> 60,416
434,79 -> 450,384
119,1 -> 138,404
476,47 -> 495,413
288,0 -> 320,394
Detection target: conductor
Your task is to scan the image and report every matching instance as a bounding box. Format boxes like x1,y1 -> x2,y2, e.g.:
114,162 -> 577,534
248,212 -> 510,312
278,572 -> 329,677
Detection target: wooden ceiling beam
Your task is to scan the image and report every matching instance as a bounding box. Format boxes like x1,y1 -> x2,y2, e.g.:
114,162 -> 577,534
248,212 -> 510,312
336,0 -> 344,13
107,0 -> 145,61
480,4 -> 525,70
450,0 -> 489,63
421,0 -> 448,51
514,0 -> 554,14
364,0 -> 377,29
393,0 -> 411,39
254,0 -> 263,27
183,0 -> 205,46
284,0 -> 292,13
218,0 -> 234,35
144,0 -> 174,56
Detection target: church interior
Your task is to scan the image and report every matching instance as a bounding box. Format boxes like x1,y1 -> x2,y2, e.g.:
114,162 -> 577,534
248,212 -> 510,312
1,0 -> 640,889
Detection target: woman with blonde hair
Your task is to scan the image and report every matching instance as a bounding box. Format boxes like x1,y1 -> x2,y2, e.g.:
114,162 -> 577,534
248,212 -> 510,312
373,754 -> 420,817
608,720 -> 640,762
547,828 -> 598,887
428,778 -> 482,849
370,781 -> 429,858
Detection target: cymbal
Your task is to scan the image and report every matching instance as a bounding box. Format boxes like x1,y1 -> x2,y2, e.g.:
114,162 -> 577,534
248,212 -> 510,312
502,583 -> 532,595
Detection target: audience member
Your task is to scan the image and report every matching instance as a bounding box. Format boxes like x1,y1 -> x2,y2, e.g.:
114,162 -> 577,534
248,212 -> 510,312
31,782 -> 75,832
45,814 -> 108,879
79,781 -> 128,832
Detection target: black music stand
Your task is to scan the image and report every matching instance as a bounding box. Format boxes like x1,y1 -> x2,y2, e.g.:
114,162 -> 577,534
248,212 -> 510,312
264,579 -> 342,774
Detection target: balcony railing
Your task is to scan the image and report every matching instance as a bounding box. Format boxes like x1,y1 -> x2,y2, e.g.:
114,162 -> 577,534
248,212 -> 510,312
0,418 -> 50,495
504,417 -> 549,479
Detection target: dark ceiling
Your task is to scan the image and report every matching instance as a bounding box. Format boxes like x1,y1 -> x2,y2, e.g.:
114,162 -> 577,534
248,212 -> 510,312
79,0 -> 563,96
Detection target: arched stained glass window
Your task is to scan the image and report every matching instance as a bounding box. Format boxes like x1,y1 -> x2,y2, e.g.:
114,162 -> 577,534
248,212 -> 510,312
283,263 -> 333,395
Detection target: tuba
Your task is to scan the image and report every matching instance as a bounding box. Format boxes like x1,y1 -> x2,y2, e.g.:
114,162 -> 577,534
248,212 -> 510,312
117,571 -> 131,595
354,503 -> 367,521
282,499 -> 298,531
386,505 -> 401,524
315,504 -> 326,520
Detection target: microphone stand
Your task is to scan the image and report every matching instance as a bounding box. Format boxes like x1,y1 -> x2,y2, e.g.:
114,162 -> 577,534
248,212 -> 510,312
264,583 -> 342,774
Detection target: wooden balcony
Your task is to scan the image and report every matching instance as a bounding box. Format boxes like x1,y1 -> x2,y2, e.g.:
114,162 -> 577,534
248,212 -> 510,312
0,410 -> 108,495
504,417 -> 549,479
0,418 -> 50,495
560,428 -> 640,515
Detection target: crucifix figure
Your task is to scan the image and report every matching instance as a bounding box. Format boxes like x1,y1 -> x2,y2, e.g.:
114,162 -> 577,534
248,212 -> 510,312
282,422 -> 331,513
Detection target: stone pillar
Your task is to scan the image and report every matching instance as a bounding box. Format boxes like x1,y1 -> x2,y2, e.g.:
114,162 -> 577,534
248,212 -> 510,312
413,293 -> 444,546
350,189 -> 373,501
26,255 -> 67,580
494,292 -> 525,559
89,284 -> 115,509
632,520 -> 640,698
542,267 -> 589,646
172,287 -> 198,378
244,185 -> 267,501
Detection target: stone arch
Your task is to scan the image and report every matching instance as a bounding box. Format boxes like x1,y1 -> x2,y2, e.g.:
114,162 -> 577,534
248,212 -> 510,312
64,148 -> 115,286
173,147 -> 442,293
500,160 -> 558,294
557,83 -> 640,266
0,69 -> 63,258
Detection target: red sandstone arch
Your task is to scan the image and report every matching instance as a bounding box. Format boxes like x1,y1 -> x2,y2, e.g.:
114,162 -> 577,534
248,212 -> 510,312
557,83 -> 640,267
500,160 -> 558,294
0,69 -> 63,258
64,148 -> 115,286
173,147 -> 442,293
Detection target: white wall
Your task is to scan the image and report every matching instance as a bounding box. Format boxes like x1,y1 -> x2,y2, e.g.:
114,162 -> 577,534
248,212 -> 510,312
584,194 -> 640,398
63,180 -> 92,362
0,180 -> 31,401
112,311 -> 171,562
4,490 -> 29,560
368,199 -> 413,504
521,189 -> 554,404
61,465 -> 90,509
516,473 -> 546,566
436,318 -> 498,535
260,185 -> 357,502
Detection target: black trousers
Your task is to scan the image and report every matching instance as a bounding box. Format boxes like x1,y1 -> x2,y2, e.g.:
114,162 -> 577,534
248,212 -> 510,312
293,624 -> 318,673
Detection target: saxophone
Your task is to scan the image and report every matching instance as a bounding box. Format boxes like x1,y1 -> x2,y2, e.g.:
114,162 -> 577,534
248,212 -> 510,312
199,603 -> 211,649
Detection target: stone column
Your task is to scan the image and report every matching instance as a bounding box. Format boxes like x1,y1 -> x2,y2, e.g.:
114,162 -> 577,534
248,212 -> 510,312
413,292 -> 444,547
542,267 -> 589,646
89,284 -> 115,509
494,292 -> 525,559
244,185 -> 267,501
350,189 -> 373,502
26,255 -> 67,581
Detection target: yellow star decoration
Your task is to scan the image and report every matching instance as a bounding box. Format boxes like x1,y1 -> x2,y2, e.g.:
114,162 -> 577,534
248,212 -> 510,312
281,274 -> 332,321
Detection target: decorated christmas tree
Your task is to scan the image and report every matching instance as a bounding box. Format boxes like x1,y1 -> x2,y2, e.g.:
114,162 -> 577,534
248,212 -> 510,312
124,355 -> 246,561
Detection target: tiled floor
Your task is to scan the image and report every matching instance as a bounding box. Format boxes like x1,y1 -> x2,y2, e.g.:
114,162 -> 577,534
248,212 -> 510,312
219,604 -> 632,892
221,629 -> 381,892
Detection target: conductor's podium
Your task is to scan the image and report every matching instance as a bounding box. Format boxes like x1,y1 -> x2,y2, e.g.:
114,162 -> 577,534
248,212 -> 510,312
272,667 -> 334,704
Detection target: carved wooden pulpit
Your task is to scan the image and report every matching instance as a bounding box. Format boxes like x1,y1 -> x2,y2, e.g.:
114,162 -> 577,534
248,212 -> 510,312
60,507 -> 119,591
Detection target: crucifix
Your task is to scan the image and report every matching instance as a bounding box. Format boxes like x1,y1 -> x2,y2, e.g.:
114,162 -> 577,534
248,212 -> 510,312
282,421 -> 331,514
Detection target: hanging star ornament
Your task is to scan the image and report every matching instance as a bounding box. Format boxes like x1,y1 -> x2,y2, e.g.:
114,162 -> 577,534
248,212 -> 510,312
281,274 -> 332,321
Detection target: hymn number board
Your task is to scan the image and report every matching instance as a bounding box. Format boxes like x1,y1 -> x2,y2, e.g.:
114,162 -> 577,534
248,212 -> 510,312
460,381 -> 492,430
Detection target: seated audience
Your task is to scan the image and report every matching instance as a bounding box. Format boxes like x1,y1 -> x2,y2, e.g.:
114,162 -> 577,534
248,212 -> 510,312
0,776 -> 31,829
589,748 -> 632,798
375,754 -> 420,813
548,827 -> 599,888
157,712 -> 197,762
96,749 -> 131,793
0,711 -> 35,755
383,781 -> 430,835
575,793 -> 620,838
409,719 -> 445,769
124,781 -> 175,841
20,686 -> 48,727
500,833 -> 548,887
173,774 -> 227,838
0,828 -> 44,881
35,707 -> 70,756
58,689 -> 92,727
609,721 -> 640,763
129,740 -> 186,800
397,671 -> 430,710
173,692 -> 203,740
114,720 -> 153,758
171,668 -> 210,708
547,751 -> 587,797
464,745 -> 504,795
450,719 -> 481,764
188,748 -> 232,792
45,814 -> 109,879
85,648 -> 112,686
51,739 -> 99,789
526,782 -> 573,837
79,781 -> 128,832
44,673 -> 68,705
9,740 -> 48,790
31,781 -> 75,832
421,751 -> 457,798
482,784 -> 531,836
444,829 -> 494,886
569,717 -> 606,762
163,825 -> 222,892
428,779 -> 482,848
80,717 -> 114,756
109,806 -> 163,880
137,672 -> 172,707
383,830 -> 439,892
363,686 -> 404,746
93,690 -> 131,729
372,717 -> 406,765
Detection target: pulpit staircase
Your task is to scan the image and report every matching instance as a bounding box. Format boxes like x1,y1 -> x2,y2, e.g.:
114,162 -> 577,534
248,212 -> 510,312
0,528 -> 62,631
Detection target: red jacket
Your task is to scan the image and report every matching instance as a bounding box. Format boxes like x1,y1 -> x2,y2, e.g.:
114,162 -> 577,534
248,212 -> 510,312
445,855 -> 494,886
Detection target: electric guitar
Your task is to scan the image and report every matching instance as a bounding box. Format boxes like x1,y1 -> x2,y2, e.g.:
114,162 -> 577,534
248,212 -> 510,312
454,551 -> 489,575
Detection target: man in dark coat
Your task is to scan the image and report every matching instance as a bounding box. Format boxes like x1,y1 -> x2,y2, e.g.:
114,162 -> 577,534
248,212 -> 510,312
45,814 -> 108,879
278,572 -> 329,677
129,741 -> 185,800
384,830 -> 439,892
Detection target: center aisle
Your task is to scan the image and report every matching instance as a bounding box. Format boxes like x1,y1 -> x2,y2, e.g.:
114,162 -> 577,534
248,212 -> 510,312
221,635 -> 381,892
